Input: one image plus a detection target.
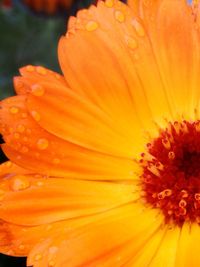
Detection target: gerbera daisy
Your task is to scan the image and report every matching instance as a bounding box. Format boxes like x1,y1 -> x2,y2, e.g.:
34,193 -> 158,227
1,0 -> 200,266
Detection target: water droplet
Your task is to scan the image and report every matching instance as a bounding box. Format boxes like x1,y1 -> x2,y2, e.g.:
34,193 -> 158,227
34,254 -> 42,261
31,84 -> 45,97
125,35 -> 138,50
36,181 -> 44,186
26,65 -> 34,72
115,10 -> 125,23
17,124 -> 25,133
36,66 -> 47,75
85,21 -> 99,31
105,0 -> 114,7
53,158 -> 60,164
37,138 -> 49,150
49,246 -> 58,254
31,110 -> 41,122
132,19 -> 145,37
9,106 -> 19,114
10,175 -> 30,191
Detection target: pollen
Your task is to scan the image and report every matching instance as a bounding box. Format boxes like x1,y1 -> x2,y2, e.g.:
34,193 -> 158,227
140,120 -> 200,225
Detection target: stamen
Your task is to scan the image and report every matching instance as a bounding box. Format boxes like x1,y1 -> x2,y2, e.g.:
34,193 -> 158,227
140,120 -> 200,226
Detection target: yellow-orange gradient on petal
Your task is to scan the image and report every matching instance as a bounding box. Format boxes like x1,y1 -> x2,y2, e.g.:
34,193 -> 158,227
22,0 -> 73,14
1,0 -> 200,266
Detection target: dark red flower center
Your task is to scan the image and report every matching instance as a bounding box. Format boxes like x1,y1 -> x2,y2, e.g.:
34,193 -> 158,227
140,120 -> 200,226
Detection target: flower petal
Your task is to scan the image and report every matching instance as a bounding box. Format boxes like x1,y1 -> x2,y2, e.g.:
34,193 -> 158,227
175,223 -> 200,267
147,226 -> 181,267
27,204 -> 163,267
59,0 -> 173,133
0,95 -> 140,179
16,65 -> 145,157
0,175 -> 140,225
140,0 -> 200,120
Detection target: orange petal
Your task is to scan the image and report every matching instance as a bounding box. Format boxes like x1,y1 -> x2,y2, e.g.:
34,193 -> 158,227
0,161 -> 32,178
140,0 -> 200,120
148,226 -> 181,267
27,204 -> 163,267
20,66 -> 143,158
0,95 -> 140,179
175,223 -> 200,267
59,0 -> 173,135
0,175 -> 140,225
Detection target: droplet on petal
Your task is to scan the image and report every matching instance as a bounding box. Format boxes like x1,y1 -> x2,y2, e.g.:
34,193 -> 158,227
105,0 -> 114,8
26,65 -> 35,72
85,21 -> 99,31
10,175 -> 30,191
9,106 -> 19,114
125,35 -> 138,50
37,138 -> 49,150
36,66 -> 47,75
16,124 -> 25,133
31,110 -> 41,122
114,10 -> 125,23
34,254 -> 42,261
132,19 -> 145,37
31,84 -> 45,97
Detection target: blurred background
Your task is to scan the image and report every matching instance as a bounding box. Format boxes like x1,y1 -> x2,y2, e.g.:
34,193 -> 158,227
0,0 -> 93,266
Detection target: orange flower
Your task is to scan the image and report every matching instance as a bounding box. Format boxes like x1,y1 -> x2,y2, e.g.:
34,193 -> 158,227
22,0 -> 73,14
1,0 -> 200,266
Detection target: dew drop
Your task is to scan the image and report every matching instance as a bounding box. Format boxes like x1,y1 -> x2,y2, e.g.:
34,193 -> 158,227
17,124 -> 25,133
31,84 -> 45,97
10,175 -> 30,191
85,21 -> 99,31
36,66 -> 47,75
132,19 -> 145,37
49,246 -> 58,254
37,138 -> 49,150
125,35 -> 138,50
26,65 -> 34,72
31,110 -> 41,122
105,0 -> 114,7
115,10 -> 125,23
34,254 -> 42,261
9,106 -> 19,114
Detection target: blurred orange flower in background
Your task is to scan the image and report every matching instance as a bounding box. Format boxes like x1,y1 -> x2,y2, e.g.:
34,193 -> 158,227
22,0 -> 73,14
1,0 -> 200,266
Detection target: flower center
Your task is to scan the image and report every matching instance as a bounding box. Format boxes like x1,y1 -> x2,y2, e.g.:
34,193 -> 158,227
140,120 -> 200,226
